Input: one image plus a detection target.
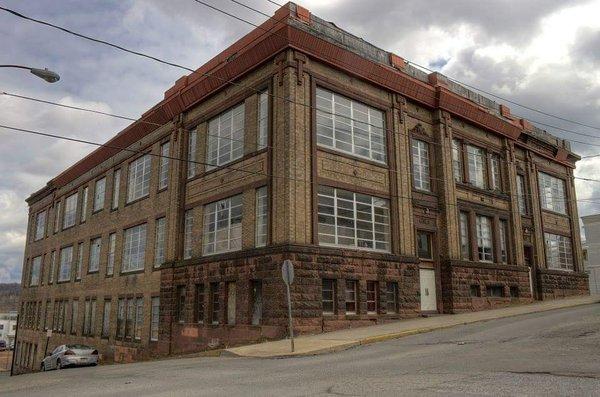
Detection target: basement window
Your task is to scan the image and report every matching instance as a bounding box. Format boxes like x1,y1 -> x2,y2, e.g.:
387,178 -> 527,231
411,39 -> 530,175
510,286 -> 520,298
486,285 -> 504,298
470,284 -> 481,297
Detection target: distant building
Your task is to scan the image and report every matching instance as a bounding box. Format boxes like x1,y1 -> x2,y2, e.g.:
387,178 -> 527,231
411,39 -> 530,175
581,215 -> 600,294
0,311 -> 17,348
16,2 -> 588,374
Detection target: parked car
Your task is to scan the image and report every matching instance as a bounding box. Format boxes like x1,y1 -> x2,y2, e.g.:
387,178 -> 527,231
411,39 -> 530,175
0,340 -> 7,351
41,344 -> 98,371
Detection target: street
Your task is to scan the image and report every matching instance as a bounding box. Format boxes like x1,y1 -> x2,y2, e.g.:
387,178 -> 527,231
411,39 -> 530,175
1,304 -> 599,396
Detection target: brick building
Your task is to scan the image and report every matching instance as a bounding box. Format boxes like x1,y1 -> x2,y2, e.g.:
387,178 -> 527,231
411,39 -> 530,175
15,2 -> 588,372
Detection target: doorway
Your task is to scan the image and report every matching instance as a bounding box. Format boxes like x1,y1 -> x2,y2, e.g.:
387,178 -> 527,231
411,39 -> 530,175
419,268 -> 437,312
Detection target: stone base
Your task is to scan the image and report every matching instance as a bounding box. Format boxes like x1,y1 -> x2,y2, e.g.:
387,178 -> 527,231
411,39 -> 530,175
537,269 -> 589,300
441,260 -> 533,314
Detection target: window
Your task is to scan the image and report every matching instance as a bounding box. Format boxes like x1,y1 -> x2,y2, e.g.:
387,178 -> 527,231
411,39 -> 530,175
203,195 -> 243,255
127,155 -> 151,202
516,174 -> 528,215
452,139 -> 463,182
70,300 -> 78,334
44,300 -> 50,331
135,298 -> 143,340
177,286 -> 186,323
322,279 -> 336,315
476,215 -> 493,262
467,145 -> 487,189
256,187 -> 268,247
187,130 -> 197,179
183,210 -> 194,259
490,154 -> 501,191
499,220 -> 508,263
88,237 -> 101,273
150,297 -> 159,341
470,285 -> 481,297
316,87 -> 386,163
257,90 -> 269,150
250,280 -> 262,325
486,285 -> 504,297
102,300 -> 111,338
58,246 -> 73,282
510,286 -> 520,298
459,212 -> 470,260
412,139 -> 431,191
386,282 -> 398,314
154,217 -> 166,267
159,141 -> 170,189
544,233 -> 573,271
210,283 -> 219,325
34,211 -> 46,241
122,224 -> 147,272
54,201 -> 61,233
317,186 -> 390,251
117,299 -> 125,338
83,299 -> 96,336
538,172 -> 566,214
80,187 -> 89,222
76,243 -> 83,280
366,281 -> 379,314
196,284 -> 205,323
207,103 -> 245,169
63,193 -> 78,229
107,233 -> 116,276
126,298 -> 135,338
417,231 -> 433,260
30,256 -> 41,286
112,169 -> 121,209
49,251 -> 56,284
93,178 -> 106,211
345,280 -> 358,315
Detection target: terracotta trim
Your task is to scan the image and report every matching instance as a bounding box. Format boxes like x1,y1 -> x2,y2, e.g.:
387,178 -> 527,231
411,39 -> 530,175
317,177 -> 390,199
184,179 -> 266,209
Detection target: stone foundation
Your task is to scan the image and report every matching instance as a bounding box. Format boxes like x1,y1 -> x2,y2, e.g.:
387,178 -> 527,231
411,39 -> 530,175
537,269 -> 589,300
441,260 -> 533,313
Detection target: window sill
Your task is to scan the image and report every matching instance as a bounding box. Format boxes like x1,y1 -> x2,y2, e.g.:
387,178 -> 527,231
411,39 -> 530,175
316,146 -> 388,169
125,195 -> 150,207
120,268 -> 146,276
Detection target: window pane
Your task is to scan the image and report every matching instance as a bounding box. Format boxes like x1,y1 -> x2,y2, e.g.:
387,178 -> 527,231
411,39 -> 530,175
112,169 -> 121,210
35,211 -> 46,241
127,155 -> 151,202
256,187 -> 268,247
412,140 -> 431,191
159,141 -> 170,189
93,178 -> 106,211
538,172 -> 566,214
476,215 -> 493,262
257,90 -> 269,150
58,246 -> 73,282
88,238 -> 101,273
203,195 -> 244,255
122,224 -> 147,272
544,233 -> 573,271
154,217 -> 166,267
206,104 -> 245,170
467,145 -> 486,189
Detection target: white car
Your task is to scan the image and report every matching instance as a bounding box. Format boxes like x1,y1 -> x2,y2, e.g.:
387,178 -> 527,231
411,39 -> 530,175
41,344 -> 99,370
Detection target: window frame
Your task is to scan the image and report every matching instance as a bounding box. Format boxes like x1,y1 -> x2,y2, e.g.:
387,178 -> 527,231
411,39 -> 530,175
255,186 -> 268,247
126,154 -> 152,203
58,245 -> 73,282
158,141 -> 170,190
202,195 -> 243,256
122,223 -> 147,273
345,280 -> 358,315
544,232 -> 574,271
34,210 -> 46,241
475,215 -> 494,263
322,279 -> 336,315
411,139 -> 431,191
93,177 -> 106,212
206,103 -> 245,170
538,171 -> 567,215
88,237 -> 102,273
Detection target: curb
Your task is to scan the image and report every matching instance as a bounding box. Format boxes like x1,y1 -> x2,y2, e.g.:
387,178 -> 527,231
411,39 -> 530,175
225,297 -> 599,359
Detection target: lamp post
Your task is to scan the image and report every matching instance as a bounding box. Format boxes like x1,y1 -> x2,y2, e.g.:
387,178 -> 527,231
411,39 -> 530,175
0,65 -> 60,83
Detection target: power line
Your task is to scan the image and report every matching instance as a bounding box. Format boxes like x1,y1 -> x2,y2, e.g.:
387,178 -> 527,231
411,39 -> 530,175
1,123 -> 600,208
261,0 -> 600,134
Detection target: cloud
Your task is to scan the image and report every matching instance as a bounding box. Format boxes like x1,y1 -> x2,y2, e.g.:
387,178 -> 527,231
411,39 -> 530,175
1,0 -> 600,282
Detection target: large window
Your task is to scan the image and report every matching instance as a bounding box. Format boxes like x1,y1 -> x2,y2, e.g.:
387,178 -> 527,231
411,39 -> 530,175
417,231 -> 433,259
538,172 -> 566,214
122,224 -> 147,272
154,217 -> 166,267
412,139 -> 431,191
516,174 -> 528,215
317,186 -> 390,251
88,237 -> 101,273
316,87 -> 386,163
366,281 -> 379,315
93,178 -> 106,212
459,212 -> 470,260
63,193 -> 78,229
258,90 -> 269,150
544,233 -> 573,271
127,155 -> 151,202
499,220 -> 508,263
107,233 -> 116,276
34,211 -> 46,241
490,154 -> 501,190
476,215 -> 493,262
183,210 -> 194,260
345,280 -> 358,315
203,195 -> 243,255
206,103 -> 245,169
101,300 -> 111,338
150,297 -> 159,341
30,256 -> 41,286
322,279 -> 335,315
159,141 -> 170,189
467,145 -> 487,189
209,283 -> 219,325
452,139 -> 463,182
187,130 -> 197,179
255,187 -> 268,247
70,300 -> 78,334
386,282 -> 398,314
112,169 -> 121,210
58,246 -> 73,282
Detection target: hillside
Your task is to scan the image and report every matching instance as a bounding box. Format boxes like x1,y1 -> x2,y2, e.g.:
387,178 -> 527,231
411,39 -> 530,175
0,283 -> 20,312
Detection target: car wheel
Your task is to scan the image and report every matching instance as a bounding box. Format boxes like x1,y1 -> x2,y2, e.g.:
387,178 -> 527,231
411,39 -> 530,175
56,359 -> 62,370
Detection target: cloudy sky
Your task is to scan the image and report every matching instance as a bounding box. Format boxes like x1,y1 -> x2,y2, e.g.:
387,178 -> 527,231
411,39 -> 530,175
1,0 -> 600,283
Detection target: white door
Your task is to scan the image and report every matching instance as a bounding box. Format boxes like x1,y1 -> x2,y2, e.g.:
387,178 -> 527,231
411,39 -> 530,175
419,269 -> 437,312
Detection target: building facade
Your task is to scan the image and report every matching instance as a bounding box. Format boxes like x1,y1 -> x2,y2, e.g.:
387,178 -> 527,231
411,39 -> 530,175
15,2 -> 588,373
581,215 -> 600,294
0,311 -> 17,349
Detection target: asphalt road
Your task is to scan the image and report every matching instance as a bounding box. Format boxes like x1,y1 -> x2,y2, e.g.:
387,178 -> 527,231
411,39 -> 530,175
2,304 -> 599,396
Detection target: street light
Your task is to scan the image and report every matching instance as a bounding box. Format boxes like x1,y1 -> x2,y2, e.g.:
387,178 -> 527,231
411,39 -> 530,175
0,65 -> 60,83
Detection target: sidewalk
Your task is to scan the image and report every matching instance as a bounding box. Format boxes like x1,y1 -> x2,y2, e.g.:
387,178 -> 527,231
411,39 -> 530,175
225,295 -> 600,358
